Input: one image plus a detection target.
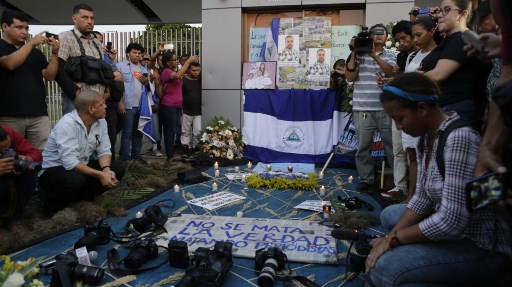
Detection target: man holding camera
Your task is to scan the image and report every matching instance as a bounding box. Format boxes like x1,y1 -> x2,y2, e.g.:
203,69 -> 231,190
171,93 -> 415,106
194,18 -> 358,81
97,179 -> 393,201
345,24 -> 396,193
0,9 -> 59,151
0,125 -> 42,226
39,90 -> 125,213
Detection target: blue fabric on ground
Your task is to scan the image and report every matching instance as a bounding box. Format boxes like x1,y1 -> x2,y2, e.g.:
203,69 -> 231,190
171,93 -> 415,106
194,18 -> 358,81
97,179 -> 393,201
12,167 -> 385,287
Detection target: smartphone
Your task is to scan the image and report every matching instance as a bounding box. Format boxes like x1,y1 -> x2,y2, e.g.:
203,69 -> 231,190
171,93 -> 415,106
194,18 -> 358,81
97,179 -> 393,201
142,72 -> 148,78
106,42 -> 112,52
164,43 -> 173,50
465,172 -> 504,211
45,32 -> 59,40
462,30 -> 483,53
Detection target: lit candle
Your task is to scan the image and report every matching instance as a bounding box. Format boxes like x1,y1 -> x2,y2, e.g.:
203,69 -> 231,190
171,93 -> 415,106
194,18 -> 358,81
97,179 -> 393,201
174,184 -> 180,193
241,175 -> 247,182
320,185 -> 325,196
323,204 -> 332,219
319,172 -> 324,179
135,211 -> 143,218
212,182 -> 218,191
247,161 -> 253,169
215,169 -> 220,177
214,162 -> 219,170
235,166 -> 240,172
288,165 -> 293,172
348,175 -> 354,183
266,164 -> 272,171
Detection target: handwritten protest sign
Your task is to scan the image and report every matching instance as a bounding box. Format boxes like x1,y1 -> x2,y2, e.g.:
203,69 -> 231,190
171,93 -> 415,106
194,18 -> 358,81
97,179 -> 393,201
187,192 -> 246,211
157,214 -> 338,264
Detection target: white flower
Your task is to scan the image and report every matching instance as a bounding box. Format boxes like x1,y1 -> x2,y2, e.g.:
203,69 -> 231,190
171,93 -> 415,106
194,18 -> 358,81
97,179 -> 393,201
395,42 -> 399,48
3,272 -> 25,287
218,120 -> 225,125
226,149 -> 234,160
213,150 -> 220,157
349,100 -> 353,106
225,130 -> 232,136
228,140 -> 235,146
27,279 -> 45,287
201,133 -> 209,142
387,34 -> 391,40
385,41 -> 392,48
206,126 -> 213,131
390,47 -> 397,51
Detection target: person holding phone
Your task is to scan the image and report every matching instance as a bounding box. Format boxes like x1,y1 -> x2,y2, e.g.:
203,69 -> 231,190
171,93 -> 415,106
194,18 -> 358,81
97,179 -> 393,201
367,73 -> 512,286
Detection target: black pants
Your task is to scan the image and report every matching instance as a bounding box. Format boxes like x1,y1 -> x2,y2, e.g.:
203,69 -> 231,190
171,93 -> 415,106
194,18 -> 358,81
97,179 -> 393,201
0,173 -> 37,219
38,160 -> 125,212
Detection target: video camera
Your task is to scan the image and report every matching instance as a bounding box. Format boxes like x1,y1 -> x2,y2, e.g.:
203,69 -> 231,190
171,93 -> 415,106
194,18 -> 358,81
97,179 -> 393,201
41,253 -> 104,287
338,196 -> 375,211
124,237 -> 159,269
74,219 -> 111,251
126,205 -> 168,233
353,27 -> 374,53
0,148 -> 41,174
254,247 -> 289,287
175,241 -> 233,287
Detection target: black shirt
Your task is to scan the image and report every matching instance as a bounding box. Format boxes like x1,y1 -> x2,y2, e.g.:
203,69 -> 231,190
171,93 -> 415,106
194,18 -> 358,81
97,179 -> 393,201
421,32 -> 481,106
182,76 -> 201,116
0,39 -> 49,117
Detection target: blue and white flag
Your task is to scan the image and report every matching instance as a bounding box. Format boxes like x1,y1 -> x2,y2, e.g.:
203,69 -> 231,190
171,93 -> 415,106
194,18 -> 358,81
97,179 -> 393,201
243,89 -> 353,164
260,18 -> 280,61
138,85 -> 155,142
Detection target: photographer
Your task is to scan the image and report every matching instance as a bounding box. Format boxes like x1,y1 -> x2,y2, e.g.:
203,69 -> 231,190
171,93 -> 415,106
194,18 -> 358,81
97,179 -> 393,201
345,24 -> 396,193
0,125 -> 42,226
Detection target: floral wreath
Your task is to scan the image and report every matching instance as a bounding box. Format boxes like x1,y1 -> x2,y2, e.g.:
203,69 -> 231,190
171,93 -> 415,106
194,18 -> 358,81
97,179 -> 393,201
0,256 -> 43,287
197,116 -> 245,160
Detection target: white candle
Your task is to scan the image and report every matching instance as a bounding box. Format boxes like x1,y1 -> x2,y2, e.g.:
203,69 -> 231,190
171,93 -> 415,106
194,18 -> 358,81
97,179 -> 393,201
320,185 -> 325,196
212,182 -> 218,191
135,211 -> 143,218
288,165 -> 293,172
236,211 -> 244,217
215,170 -> 220,177
348,176 -> 354,183
235,166 -> 240,172
174,184 -> 180,193
247,161 -> 252,169
214,162 -> 219,170
319,172 -> 324,179
266,164 -> 272,171
241,175 -> 247,182
323,204 -> 331,219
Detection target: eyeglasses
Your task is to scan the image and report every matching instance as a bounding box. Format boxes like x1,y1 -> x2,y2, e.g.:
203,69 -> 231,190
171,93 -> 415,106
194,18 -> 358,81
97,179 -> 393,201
438,6 -> 461,16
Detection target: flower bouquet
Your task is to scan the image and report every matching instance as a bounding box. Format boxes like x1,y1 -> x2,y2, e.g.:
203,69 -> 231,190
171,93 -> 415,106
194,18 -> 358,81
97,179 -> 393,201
197,116 -> 245,164
0,256 -> 43,287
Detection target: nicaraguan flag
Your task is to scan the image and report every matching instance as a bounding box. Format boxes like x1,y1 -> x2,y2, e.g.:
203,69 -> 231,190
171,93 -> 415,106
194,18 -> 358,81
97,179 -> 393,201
243,89 -> 353,164
138,85 -> 155,142
260,18 -> 280,61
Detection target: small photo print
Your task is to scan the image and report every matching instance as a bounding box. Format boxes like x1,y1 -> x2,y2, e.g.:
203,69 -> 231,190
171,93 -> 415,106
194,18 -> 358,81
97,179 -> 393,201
242,62 -> 277,90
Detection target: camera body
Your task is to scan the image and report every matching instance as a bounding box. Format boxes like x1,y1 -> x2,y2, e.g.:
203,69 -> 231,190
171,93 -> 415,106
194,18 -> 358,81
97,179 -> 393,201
353,27 -> 373,53
44,253 -> 104,287
124,237 -> 159,269
338,196 -> 375,211
254,247 -> 288,287
0,148 -> 41,174
129,205 -> 168,233
175,241 -> 233,287
45,32 -> 59,40
74,219 -> 111,250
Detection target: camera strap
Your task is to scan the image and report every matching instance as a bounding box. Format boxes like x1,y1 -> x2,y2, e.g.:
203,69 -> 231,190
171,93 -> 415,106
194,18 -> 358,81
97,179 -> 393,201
107,247 -> 168,276
71,30 -> 102,58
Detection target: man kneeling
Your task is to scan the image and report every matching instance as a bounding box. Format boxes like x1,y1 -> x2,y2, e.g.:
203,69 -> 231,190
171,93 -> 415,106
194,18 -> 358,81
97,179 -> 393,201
39,90 -> 125,212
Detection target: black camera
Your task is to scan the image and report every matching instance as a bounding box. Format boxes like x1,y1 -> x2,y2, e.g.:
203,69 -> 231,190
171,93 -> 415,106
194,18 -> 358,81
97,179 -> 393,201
45,32 -> 59,40
175,241 -> 233,287
124,237 -> 159,269
42,253 -> 104,287
254,247 -> 288,287
74,219 -> 111,251
353,27 -> 373,53
127,205 -> 168,233
338,196 -> 375,211
0,148 -> 41,174
168,240 -> 190,269
106,41 -> 112,52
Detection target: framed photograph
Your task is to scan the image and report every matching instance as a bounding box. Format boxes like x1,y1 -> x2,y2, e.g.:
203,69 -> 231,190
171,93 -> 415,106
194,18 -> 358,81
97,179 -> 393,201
242,61 -> 277,90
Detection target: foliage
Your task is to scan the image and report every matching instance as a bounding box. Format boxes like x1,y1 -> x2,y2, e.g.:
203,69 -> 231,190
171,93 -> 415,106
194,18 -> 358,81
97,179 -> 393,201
339,81 -> 354,113
197,116 -> 245,160
0,256 -> 43,287
246,172 -> 319,190
385,21 -> 399,51
143,24 -> 201,55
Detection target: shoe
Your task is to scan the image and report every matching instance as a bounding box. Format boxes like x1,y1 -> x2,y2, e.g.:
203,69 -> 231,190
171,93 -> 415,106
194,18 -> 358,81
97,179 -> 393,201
381,187 -> 404,198
153,150 -> 163,157
356,182 -> 372,193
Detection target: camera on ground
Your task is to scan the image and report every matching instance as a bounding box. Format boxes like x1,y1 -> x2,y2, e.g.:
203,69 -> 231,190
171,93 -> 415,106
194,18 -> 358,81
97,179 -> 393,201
124,237 -> 159,269
254,247 -> 288,287
74,219 -> 111,251
42,253 -> 104,287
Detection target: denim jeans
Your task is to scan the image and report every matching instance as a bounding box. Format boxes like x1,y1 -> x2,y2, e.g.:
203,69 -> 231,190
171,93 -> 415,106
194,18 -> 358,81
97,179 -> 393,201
441,100 -> 474,124
159,105 -> 181,160
61,92 -> 76,115
374,204 -> 512,286
120,108 -> 143,160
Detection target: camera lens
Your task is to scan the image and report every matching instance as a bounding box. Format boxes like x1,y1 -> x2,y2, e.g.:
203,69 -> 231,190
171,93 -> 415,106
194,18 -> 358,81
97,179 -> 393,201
258,258 -> 279,287
71,263 -> 105,285
125,247 -> 150,269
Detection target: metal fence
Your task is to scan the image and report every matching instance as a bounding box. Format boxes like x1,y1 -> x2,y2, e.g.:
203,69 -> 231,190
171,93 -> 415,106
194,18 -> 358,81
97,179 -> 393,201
38,27 -> 202,125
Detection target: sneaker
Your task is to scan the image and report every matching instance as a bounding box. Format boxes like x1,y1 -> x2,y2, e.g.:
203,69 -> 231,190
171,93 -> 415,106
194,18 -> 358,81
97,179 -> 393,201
356,182 -> 372,193
381,187 -> 404,198
153,150 -> 163,157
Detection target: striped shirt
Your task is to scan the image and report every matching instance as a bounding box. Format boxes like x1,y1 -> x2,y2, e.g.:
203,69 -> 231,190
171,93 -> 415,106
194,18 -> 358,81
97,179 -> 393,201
409,113 -> 512,259
352,49 -> 396,111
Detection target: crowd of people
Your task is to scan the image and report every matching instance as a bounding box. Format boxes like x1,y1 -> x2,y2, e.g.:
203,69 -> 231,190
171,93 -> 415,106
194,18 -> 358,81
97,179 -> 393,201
0,0 -> 511,285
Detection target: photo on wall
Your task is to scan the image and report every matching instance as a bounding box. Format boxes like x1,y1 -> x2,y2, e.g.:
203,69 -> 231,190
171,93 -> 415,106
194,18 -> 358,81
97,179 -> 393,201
242,62 -> 277,90
278,34 -> 300,65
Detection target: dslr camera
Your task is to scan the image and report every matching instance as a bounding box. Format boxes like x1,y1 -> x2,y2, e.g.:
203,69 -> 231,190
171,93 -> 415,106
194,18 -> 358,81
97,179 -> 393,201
338,196 -> 375,211
41,253 -> 104,287
124,237 -> 159,269
74,219 -> 111,251
254,247 -> 288,287
127,205 -> 168,233
0,148 -> 41,174
175,241 -> 233,287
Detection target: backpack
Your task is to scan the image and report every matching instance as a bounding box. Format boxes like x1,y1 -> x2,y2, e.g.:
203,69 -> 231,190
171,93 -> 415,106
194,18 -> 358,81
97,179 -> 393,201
418,118 -> 468,180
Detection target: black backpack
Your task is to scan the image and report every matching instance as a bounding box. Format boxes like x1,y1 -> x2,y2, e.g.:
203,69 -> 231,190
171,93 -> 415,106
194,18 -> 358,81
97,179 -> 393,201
418,119 -> 468,180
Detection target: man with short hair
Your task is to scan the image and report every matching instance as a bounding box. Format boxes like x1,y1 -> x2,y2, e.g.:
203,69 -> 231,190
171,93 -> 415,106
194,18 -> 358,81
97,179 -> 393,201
39,90 -> 124,213
279,35 -> 300,62
0,9 -> 59,150
0,125 -> 42,226
56,3 -> 112,114
181,62 -> 202,151
308,49 -> 330,75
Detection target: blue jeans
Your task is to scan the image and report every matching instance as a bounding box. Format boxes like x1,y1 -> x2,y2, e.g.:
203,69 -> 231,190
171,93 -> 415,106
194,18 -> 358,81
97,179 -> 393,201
120,108 -> 143,160
374,204 -> 512,286
61,92 -> 76,115
441,100 -> 474,124
159,105 -> 181,160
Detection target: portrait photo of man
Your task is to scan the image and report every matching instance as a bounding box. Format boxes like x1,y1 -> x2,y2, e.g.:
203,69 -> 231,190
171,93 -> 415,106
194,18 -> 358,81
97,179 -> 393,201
278,35 -> 300,64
